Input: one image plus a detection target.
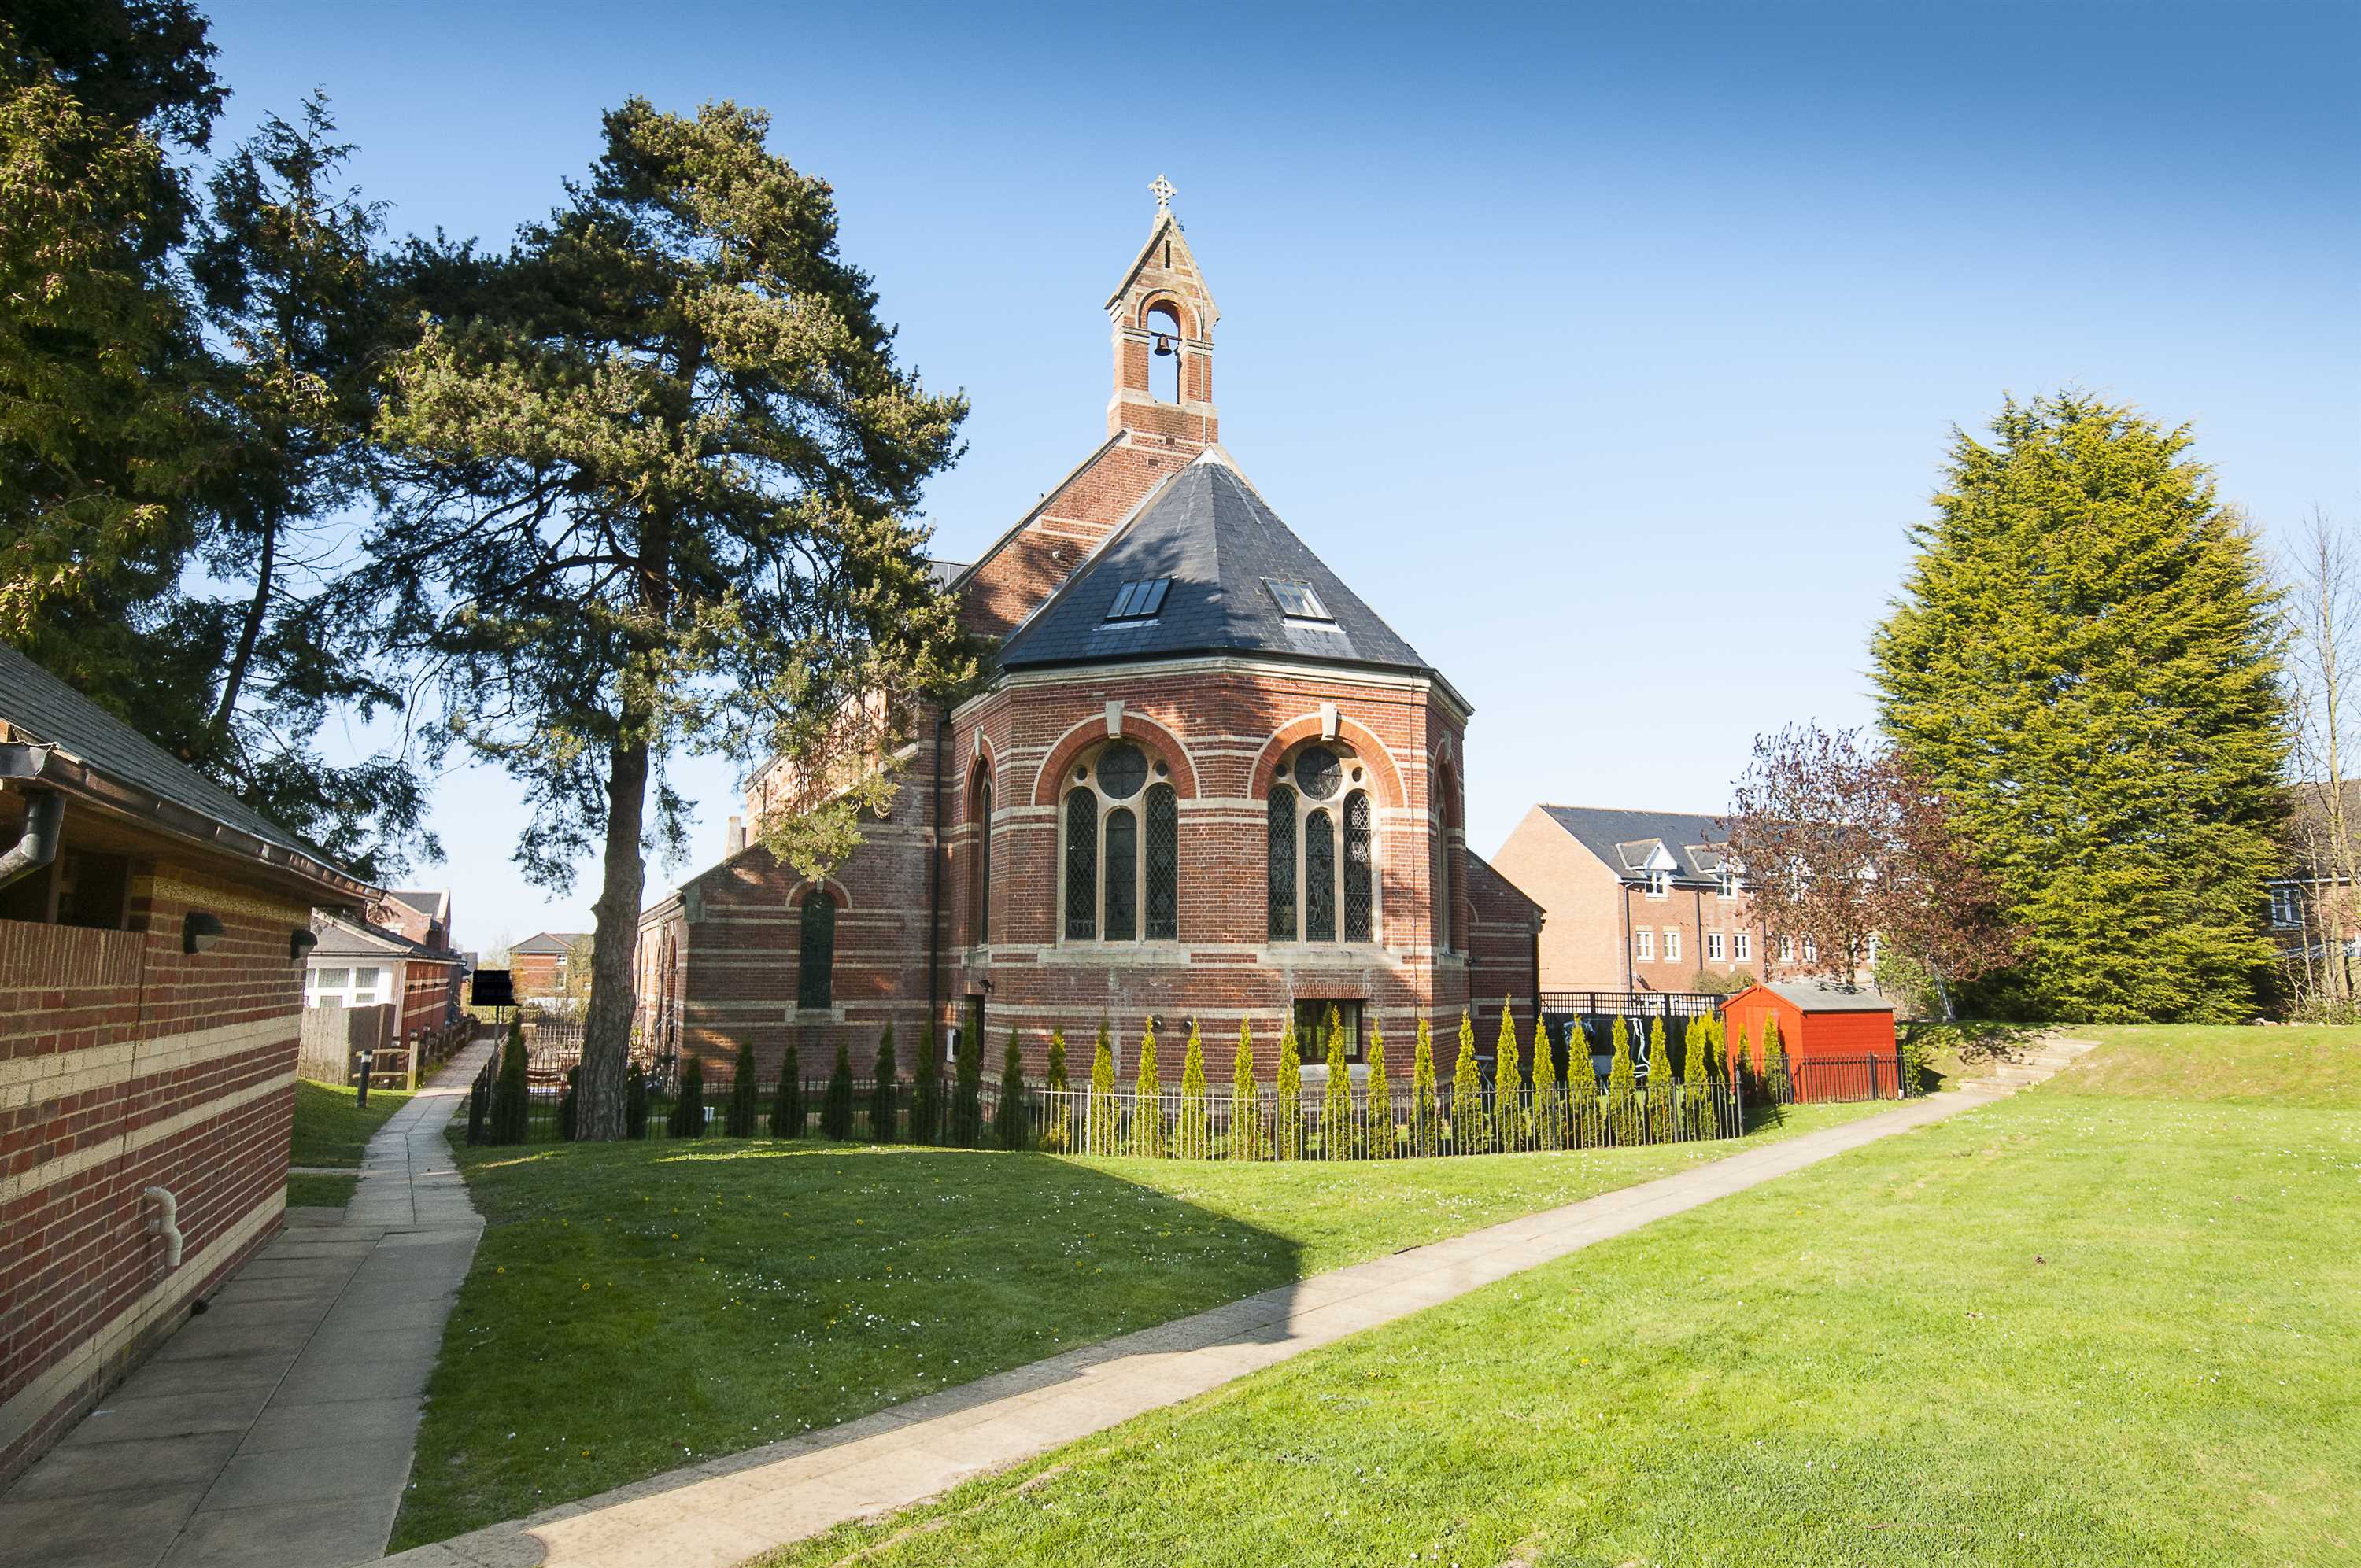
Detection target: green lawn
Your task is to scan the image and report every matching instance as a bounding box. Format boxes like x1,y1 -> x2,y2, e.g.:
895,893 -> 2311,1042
285,1171 -> 359,1208
288,1077 -> 414,1166
2047,1024 -> 2361,1107
758,1028 -> 2361,1567
391,1101 -> 1888,1548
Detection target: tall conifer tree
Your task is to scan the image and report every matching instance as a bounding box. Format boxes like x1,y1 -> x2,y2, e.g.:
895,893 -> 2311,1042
1452,1011 -> 1488,1154
1871,393 -> 2285,1020
1410,1017 -> 1439,1157
1230,1020 -> 1260,1161
1365,1019 -> 1391,1160
1492,1000 -> 1524,1152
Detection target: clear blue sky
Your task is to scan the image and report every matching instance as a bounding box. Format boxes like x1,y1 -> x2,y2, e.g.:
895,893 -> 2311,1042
198,1 -> 2359,954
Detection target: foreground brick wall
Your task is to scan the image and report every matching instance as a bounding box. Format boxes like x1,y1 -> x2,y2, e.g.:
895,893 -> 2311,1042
0,858 -> 311,1484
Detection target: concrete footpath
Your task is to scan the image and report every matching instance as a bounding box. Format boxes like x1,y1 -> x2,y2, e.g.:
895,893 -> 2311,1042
387,1086 -> 2001,1568
0,1039 -> 492,1568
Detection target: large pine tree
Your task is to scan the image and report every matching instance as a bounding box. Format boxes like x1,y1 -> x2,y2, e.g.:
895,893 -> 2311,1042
1871,393 -> 2286,1022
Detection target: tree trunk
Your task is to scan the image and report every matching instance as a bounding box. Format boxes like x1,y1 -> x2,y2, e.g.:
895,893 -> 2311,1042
204,515 -> 277,757
573,736 -> 651,1140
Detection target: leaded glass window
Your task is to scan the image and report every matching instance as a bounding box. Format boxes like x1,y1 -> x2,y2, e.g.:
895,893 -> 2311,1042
1343,791 -> 1373,942
1103,807 -> 1137,941
1065,788 -> 1097,940
1305,809 -> 1336,942
1145,784 -> 1177,939
970,771 -> 992,945
796,894 -> 835,1009
1267,784 -> 1297,941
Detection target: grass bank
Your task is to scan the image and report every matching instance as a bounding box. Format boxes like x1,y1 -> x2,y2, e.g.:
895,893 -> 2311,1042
760,1033 -> 2361,1567
391,1100 -> 1886,1548
283,1079 -> 412,1210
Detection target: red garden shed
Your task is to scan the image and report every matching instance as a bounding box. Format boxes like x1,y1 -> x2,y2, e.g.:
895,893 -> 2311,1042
1720,981 -> 1903,1101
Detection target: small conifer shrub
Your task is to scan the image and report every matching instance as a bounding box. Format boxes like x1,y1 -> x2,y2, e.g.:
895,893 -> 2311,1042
1088,1022 -> 1117,1156
1451,1010 -> 1488,1154
1682,1014 -> 1714,1138
1606,1017 -> 1640,1144
1493,999 -> 1524,1153
1178,1020 -> 1209,1159
911,1031 -> 941,1146
995,1029 -> 1029,1150
466,1057 -> 490,1145
1366,1019 -> 1392,1159
1134,1017 -> 1163,1158
489,1016 -> 530,1144
668,1055 -> 707,1138
870,1023 -> 899,1144
1230,1020 -> 1261,1160
1410,1016 -> 1439,1157
1761,1014 -> 1790,1104
1321,1005 -> 1350,1160
770,1044 -> 803,1138
1273,1020 -> 1303,1160
1647,1017 -> 1676,1141
951,1027 -> 986,1147
1529,1012 -> 1560,1150
820,1040 -> 855,1140
726,1039 -> 759,1137
1043,1029 -> 1071,1153
625,1067 -> 649,1139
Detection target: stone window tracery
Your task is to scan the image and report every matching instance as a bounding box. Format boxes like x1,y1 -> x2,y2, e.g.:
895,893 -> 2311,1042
1061,741 -> 1179,943
1267,743 -> 1376,946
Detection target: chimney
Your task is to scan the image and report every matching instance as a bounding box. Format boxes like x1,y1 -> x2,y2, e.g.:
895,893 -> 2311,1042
726,814 -> 746,856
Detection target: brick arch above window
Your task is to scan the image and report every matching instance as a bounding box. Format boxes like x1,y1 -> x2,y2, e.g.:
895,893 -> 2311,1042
787,877 -> 851,913
1029,711 -> 1199,807
1135,294 -> 1199,338
1247,714 -> 1406,810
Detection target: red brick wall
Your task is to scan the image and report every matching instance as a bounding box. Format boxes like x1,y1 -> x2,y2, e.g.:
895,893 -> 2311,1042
510,951 -> 566,1003
0,857 -> 312,1483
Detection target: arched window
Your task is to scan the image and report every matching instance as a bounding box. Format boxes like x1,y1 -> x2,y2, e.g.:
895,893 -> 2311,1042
968,767 -> 992,946
796,891 -> 836,1010
1267,744 -> 1375,945
1061,741 -> 1179,943
1147,301 -> 1182,404
1434,762 -> 1461,954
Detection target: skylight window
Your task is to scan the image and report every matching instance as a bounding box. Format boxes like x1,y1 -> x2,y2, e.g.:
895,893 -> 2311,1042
1104,578 -> 1170,622
1266,579 -> 1332,621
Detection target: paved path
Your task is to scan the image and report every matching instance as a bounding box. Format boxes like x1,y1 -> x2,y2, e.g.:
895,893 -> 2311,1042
387,1087 -> 2003,1568
0,1039 -> 492,1568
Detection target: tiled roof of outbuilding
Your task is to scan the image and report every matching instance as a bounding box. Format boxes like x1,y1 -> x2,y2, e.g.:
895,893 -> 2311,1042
998,448 -> 1451,699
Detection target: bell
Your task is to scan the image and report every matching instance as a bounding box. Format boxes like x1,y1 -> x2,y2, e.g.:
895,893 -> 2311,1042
1151,332 -> 1174,358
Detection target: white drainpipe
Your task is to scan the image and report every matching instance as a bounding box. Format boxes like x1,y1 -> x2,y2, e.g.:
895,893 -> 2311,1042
143,1186 -> 184,1267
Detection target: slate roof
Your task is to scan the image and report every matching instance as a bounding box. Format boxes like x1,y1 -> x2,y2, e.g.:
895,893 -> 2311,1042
0,643 -> 369,894
997,448 -> 1451,697
1537,805 -> 1734,884
309,911 -> 459,964
510,932 -> 589,955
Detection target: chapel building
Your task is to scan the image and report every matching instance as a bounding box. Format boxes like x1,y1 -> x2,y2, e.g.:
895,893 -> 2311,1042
636,188 -> 1541,1078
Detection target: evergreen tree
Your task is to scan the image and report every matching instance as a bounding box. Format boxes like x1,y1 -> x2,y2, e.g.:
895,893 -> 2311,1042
1366,1019 -> 1392,1160
1230,1020 -> 1261,1161
1870,392 -> 2286,1021
1451,1010 -> 1488,1154
1493,1000 -> 1524,1152
1529,1012 -> 1560,1151
1273,1020 -> 1303,1160
1043,1028 -> 1071,1153
1133,1017 -> 1162,1158
1178,1020 -> 1209,1160
769,1043 -> 803,1138
361,100 -> 974,1138
820,1039 -> 855,1141
1606,1018 -> 1640,1144
1682,1015 -> 1714,1138
489,1015 -> 530,1144
1646,1016 -> 1676,1141
1321,1005 -> 1350,1160
1761,1014 -> 1791,1105
910,1028 -> 940,1146
994,1029 -> 1029,1150
624,1067 -> 649,1139
667,1055 -> 706,1138
466,1060 -> 490,1145
870,1022 -> 899,1144
1088,1021 -> 1116,1157
1411,1016 -> 1440,1158
557,1066 -> 579,1142
951,1026 -> 986,1147
722,1040 -> 758,1137
1569,1025 -> 1603,1148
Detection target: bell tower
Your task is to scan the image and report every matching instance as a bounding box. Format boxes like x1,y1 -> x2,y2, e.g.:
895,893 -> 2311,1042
1106,175 -> 1219,445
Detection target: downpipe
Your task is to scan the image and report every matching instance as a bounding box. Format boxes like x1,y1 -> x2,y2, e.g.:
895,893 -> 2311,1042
0,790 -> 64,891
143,1187 -> 184,1268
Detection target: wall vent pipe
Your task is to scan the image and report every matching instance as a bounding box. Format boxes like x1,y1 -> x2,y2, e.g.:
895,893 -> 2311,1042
142,1186 -> 184,1268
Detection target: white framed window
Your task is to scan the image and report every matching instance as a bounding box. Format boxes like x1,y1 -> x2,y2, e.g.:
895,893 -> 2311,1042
1634,928 -> 1654,961
1706,931 -> 1726,961
1663,929 -> 1681,962
1645,870 -> 1669,900
1866,933 -> 1881,967
1777,935 -> 1795,963
1717,868 -> 1740,901
1734,932 -> 1752,962
307,964 -> 386,1008
1802,939 -> 1820,963
2269,886 -> 2300,928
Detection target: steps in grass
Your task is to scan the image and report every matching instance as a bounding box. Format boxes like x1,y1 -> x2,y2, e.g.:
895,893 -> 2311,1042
1953,1035 -> 2099,1095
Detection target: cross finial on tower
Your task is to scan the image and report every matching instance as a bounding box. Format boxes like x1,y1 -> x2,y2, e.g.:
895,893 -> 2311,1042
1150,173 -> 1176,217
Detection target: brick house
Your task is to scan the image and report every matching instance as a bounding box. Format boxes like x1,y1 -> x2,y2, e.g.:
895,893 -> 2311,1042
636,190 -> 1542,1083
508,931 -> 589,1009
1491,806 -> 1765,993
303,911 -> 464,1041
0,645 -> 375,1482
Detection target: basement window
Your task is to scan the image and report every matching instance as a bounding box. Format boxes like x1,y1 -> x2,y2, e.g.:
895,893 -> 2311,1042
1266,580 -> 1332,622
1104,578 -> 1170,622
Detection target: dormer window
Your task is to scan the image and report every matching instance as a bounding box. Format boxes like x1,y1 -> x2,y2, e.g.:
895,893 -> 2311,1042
1646,870 -> 1670,899
1266,579 -> 1332,622
1717,868 -> 1740,901
1105,578 -> 1170,622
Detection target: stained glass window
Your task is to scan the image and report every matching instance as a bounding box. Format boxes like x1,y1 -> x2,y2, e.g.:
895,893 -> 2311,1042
1065,789 -> 1097,940
1145,784 -> 1178,939
1267,784 -> 1298,941
1095,742 -> 1147,799
970,772 -> 992,945
1103,807 -> 1137,941
1343,791 -> 1373,942
1305,809 -> 1336,942
796,894 -> 835,1009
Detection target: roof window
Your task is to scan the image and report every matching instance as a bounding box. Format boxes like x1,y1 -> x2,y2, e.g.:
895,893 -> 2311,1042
1105,578 -> 1171,622
1266,579 -> 1332,621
